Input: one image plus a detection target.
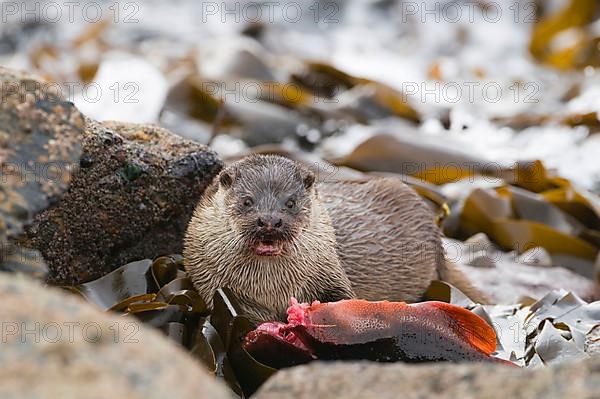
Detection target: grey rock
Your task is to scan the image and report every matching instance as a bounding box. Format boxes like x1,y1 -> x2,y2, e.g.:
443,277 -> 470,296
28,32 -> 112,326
201,38 -> 275,82
256,358 -> 600,399
0,273 -> 231,399
0,66 -> 84,277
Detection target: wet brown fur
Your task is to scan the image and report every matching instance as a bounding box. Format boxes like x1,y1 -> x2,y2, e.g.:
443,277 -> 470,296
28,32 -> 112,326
184,155 -> 355,324
184,155 -> 487,324
320,178 -> 488,304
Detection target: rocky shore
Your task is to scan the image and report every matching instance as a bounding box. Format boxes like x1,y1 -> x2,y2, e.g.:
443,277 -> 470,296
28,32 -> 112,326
1,65 -> 599,398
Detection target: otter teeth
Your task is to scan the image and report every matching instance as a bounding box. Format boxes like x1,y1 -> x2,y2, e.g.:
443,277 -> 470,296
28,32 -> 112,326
254,240 -> 282,256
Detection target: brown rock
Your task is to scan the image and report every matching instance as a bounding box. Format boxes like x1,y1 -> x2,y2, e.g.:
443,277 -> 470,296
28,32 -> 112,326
0,272 -> 231,399
0,66 -> 222,284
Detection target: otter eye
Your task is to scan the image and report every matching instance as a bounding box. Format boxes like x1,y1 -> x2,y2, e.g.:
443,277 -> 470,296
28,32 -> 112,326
243,197 -> 254,207
285,199 -> 296,209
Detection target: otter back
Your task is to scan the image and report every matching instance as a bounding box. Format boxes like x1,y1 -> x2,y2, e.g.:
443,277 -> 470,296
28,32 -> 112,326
319,177 -> 441,303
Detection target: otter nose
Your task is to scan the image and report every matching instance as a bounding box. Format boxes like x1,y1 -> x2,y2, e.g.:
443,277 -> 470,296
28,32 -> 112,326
257,215 -> 283,230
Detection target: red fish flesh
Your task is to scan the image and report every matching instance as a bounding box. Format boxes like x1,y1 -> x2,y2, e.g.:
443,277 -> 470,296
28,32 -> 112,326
243,298 -> 515,367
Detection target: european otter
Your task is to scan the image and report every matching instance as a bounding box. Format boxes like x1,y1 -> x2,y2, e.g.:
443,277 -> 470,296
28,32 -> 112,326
184,154 -> 485,324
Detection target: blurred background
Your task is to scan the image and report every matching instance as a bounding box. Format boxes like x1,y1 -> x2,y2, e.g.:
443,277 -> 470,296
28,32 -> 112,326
2,0 -> 600,305
1,0 -> 599,190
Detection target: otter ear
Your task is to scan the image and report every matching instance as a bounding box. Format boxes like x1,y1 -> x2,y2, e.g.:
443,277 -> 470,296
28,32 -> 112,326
303,169 -> 315,190
219,169 -> 234,188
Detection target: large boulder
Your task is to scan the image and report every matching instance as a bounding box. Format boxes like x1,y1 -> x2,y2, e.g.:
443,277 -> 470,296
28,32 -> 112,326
256,359 -> 600,399
0,67 -> 84,276
0,272 -> 231,399
0,67 -> 223,284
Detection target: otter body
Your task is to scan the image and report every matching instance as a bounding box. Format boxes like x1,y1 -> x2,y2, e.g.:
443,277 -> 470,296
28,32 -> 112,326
320,178 -> 439,303
184,155 -> 483,324
184,155 -> 355,323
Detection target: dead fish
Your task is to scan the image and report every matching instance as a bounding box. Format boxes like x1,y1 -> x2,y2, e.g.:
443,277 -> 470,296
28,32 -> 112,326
243,298 -> 516,368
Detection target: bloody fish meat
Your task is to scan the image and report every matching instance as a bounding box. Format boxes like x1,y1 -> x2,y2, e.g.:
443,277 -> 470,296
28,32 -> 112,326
243,298 -> 515,368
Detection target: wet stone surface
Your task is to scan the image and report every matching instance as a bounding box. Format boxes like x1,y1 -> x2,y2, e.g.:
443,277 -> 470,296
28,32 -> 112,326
0,67 -> 223,284
21,118 -> 222,284
0,67 -> 84,277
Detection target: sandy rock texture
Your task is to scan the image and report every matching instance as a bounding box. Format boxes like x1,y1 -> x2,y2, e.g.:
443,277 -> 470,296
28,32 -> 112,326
0,67 -> 84,276
256,359 -> 600,399
0,273 -> 231,399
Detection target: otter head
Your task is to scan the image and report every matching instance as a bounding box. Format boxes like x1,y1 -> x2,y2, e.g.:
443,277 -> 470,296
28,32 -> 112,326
217,155 -> 316,257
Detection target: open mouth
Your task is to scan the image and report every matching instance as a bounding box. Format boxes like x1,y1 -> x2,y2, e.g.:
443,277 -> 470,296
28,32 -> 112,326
253,240 -> 283,256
